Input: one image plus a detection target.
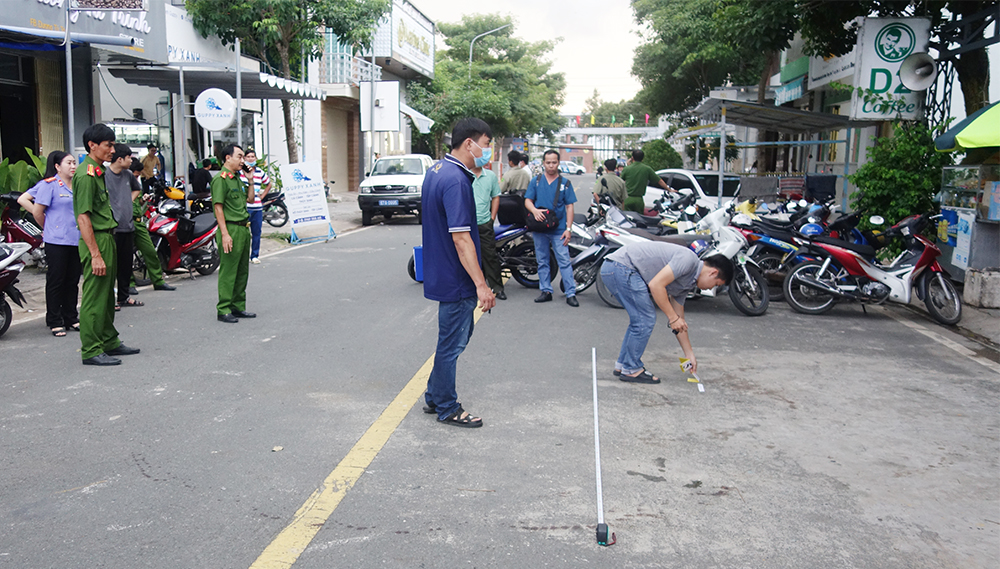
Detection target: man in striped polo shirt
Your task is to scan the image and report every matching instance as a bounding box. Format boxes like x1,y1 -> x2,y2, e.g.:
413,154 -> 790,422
238,149 -> 272,264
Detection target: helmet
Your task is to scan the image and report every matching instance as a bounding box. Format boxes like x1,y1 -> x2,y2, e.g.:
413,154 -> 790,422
164,186 -> 184,200
800,222 -> 824,236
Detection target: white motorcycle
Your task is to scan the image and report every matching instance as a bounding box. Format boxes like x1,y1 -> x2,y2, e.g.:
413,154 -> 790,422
0,240 -> 31,338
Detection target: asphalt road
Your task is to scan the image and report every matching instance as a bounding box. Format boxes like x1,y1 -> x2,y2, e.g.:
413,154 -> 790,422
2,176 -> 998,568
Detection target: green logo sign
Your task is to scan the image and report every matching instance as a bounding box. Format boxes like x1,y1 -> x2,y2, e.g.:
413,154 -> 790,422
875,23 -> 915,63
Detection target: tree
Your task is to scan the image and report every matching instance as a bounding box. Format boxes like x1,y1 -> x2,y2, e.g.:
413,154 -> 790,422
433,14 -> 566,138
684,135 -> 739,168
641,139 -> 683,170
186,0 -> 389,163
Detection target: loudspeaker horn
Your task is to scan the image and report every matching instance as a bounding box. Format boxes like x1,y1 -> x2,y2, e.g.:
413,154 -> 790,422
898,52 -> 938,91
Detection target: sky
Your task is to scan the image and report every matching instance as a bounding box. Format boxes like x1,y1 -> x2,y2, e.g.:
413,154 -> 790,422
408,0 -> 998,121
409,0 -> 645,115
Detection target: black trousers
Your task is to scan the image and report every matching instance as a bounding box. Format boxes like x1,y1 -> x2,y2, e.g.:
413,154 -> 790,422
114,231 -> 134,302
44,243 -> 81,329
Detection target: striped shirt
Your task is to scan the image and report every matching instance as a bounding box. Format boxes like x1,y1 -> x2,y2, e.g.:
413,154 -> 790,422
239,167 -> 271,210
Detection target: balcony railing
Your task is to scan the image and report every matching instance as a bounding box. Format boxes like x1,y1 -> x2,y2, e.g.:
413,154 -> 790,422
319,53 -> 382,86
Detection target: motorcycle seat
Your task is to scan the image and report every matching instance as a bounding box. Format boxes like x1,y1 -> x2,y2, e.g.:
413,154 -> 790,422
624,211 -> 665,228
750,221 -> 795,244
811,235 -> 876,258
621,226 -> 701,247
188,192 -> 211,201
191,213 -> 218,237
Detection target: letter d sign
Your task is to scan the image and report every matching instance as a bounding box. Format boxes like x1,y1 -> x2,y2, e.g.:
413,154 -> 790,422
869,68 -> 892,93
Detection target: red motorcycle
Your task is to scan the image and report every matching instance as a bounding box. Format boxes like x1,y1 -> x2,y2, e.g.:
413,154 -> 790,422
141,199 -> 220,277
0,240 -> 30,337
783,213 -> 962,326
0,193 -> 46,270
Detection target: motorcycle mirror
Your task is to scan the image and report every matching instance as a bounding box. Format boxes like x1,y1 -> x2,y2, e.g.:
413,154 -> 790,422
684,205 -> 697,215
798,199 -> 808,207
807,216 -> 818,223
869,215 -> 885,226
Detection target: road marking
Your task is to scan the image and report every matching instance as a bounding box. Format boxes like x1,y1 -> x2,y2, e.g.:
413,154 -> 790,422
882,308 -> 1000,374
249,305 -> 490,568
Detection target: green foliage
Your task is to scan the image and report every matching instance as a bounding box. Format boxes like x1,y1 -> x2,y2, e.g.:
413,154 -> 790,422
848,122 -> 952,228
0,148 -> 44,194
407,14 -> 565,156
642,139 -> 683,170
684,135 -> 739,168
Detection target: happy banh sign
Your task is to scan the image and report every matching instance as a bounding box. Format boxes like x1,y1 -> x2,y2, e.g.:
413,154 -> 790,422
279,161 -> 330,229
850,18 -> 930,120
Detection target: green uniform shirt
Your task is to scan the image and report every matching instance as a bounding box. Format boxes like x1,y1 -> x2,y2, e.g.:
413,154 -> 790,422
73,155 -> 117,231
595,173 -> 628,207
621,162 -> 662,199
211,167 -> 250,223
500,166 -> 530,193
472,168 -> 501,226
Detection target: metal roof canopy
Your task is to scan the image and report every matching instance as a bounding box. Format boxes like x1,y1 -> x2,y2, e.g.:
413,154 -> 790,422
694,98 -> 862,135
108,66 -> 325,100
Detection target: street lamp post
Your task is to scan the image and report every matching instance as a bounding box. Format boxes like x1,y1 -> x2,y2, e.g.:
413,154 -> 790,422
468,24 -> 511,80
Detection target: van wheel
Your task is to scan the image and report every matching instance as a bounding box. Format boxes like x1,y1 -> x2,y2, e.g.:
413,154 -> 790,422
383,212 -> 393,220
362,210 -> 372,226
415,211 -> 422,224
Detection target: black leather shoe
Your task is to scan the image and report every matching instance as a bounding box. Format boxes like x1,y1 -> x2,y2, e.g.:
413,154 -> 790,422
134,278 -> 152,287
107,343 -> 140,356
534,292 -> 552,303
218,313 -> 239,323
128,286 -> 139,296
83,353 -> 121,366
231,310 -> 256,318
154,283 -> 176,291
566,296 -> 579,307
495,290 -> 507,300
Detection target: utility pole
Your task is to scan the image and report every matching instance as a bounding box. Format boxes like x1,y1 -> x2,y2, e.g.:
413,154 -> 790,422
468,24 -> 511,80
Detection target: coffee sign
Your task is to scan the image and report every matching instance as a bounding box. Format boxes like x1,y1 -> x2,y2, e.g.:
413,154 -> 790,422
850,18 -> 930,120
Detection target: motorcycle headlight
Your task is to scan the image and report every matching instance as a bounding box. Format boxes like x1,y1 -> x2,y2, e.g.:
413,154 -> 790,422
359,187 -> 371,194
156,220 -> 178,235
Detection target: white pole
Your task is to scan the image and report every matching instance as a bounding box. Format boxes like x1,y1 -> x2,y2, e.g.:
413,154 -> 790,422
718,104 -> 726,209
64,4 -> 75,155
468,24 -> 511,80
179,67 -> 187,205
369,50 -> 376,173
236,38 -> 242,150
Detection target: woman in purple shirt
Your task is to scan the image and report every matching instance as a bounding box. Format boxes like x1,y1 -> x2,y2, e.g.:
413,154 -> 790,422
17,151 -> 81,336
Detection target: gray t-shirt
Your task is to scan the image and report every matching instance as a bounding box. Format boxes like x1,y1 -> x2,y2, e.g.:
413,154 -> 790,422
106,167 -> 139,233
606,241 -> 702,304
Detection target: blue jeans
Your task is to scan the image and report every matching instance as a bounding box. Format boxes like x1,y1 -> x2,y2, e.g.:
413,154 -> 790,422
425,297 -> 476,420
532,230 -> 575,296
601,260 -> 656,375
248,207 -> 263,259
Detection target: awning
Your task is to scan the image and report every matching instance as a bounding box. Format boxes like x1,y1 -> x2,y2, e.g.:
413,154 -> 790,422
934,101 -> 999,151
108,67 -> 326,101
400,103 -> 434,134
695,98 -> 861,134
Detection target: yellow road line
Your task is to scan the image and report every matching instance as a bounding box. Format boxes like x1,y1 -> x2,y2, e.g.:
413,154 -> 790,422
249,305 -> 491,568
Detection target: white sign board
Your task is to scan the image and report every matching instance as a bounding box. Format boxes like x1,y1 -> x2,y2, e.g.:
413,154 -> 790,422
280,161 -> 330,228
809,47 -> 856,89
360,81 -> 401,132
391,4 -> 435,79
194,88 -> 236,131
165,4 -> 234,64
850,18 -> 930,120
952,211 -> 975,270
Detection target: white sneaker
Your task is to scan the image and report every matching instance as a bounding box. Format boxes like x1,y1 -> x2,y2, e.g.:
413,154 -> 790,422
251,257 -> 261,264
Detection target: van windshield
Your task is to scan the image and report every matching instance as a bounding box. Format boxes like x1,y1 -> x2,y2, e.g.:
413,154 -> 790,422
694,174 -> 741,197
372,158 -> 423,176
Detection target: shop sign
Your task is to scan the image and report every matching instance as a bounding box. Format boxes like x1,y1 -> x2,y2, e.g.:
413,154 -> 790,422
194,88 -> 236,131
391,2 -> 434,79
775,77 -> 805,106
809,46 -> 856,89
164,3 -> 232,64
850,18 -> 930,120
72,0 -> 146,9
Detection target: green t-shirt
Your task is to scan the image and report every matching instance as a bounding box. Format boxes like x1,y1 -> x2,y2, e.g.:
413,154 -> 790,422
621,162 -> 662,198
595,173 -> 628,207
472,168 -> 501,226
72,155 -> 117,231
210,167 -> 250,223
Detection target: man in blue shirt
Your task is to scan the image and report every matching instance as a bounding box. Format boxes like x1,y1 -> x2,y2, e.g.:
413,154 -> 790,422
421,117 -> 496,428
525,149 -> 579,306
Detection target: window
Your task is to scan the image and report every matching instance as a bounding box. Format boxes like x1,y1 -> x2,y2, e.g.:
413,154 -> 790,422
671,174 -> 695,191
694,174 -> 741,197
372,158 -> 424,176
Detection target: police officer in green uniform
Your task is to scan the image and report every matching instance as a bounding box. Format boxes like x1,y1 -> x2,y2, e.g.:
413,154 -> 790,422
212,144 -> 256,323
73,124 -> 140,365
127,160 -> 175,293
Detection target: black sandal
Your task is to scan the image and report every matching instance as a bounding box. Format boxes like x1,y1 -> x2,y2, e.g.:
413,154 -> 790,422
66,323 -> 80,332
51,327 -> 66,337
120,298 -> 144,307
619,370 -> 660,384
422,403 -> 437,414
440,407 -> 483,428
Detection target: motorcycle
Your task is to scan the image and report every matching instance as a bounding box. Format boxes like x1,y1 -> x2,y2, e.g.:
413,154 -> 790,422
261,190 -> 288,227
0,240 -> 31,338
138,199 -> 220,278
782,212 -> 961,326
0,193 -> 46,270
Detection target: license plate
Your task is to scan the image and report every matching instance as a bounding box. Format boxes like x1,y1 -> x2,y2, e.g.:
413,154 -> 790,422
378,199 -> 399,206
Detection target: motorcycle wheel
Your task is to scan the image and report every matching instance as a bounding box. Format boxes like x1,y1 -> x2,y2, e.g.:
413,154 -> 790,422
783,261 -> 836,315
595,262 -> 624,309
559,256 -> 602,294
132,247 -> 148,283
266,204 -> 288,227
729,264 -> 769,316
0,298 -> 11,338
752,252 -> 785,302
923,272 -> 962,326
196,242 -> 220,276
508,241 -> 556,289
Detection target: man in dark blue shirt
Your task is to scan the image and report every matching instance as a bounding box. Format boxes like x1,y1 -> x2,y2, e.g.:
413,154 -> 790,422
525,149 -> 579,306
421,117 -> 496,428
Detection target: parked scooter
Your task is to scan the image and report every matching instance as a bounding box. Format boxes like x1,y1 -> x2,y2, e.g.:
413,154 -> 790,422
140,199 -> 220,278
261,190 -> 288,227
0,193 -> 46,270
0,240 -> 31,337
783,212 -> 961,325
